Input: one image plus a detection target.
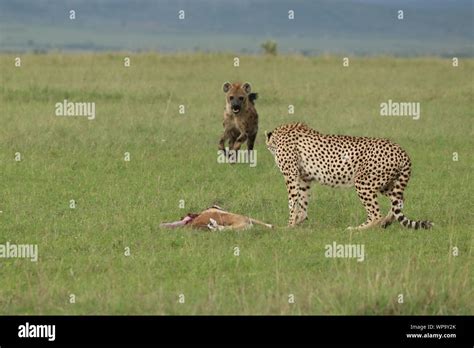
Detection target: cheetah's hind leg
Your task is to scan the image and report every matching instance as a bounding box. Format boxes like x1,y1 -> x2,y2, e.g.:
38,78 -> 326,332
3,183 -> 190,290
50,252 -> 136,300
347,179 -> 384,230
379,181 -> 396,228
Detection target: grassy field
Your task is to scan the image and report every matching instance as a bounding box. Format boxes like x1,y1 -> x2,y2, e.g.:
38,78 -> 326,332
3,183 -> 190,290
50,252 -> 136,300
0,53 -> 472,315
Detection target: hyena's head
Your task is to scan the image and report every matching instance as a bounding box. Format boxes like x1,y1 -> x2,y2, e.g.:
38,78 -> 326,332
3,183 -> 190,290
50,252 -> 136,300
222,82 -> 252,115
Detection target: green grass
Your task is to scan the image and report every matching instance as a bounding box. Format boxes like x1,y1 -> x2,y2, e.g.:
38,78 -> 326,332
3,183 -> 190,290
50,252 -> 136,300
0,53 -> 472,314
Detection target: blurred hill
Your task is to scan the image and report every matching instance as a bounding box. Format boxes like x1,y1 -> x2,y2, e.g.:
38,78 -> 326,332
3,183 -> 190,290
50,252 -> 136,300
0,0 -> 472,56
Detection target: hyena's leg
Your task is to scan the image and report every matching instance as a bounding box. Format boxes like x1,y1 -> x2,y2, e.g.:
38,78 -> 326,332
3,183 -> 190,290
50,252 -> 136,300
228,128 -> 240,152
295,176 -> 311,224
348,177 -> 383,230
225,129 -> 241,163
385,166 -> 432,229
232,133 -> 248,152
218,131 -> 229,152
228,136 -> 236,151
247,132 -> 257,151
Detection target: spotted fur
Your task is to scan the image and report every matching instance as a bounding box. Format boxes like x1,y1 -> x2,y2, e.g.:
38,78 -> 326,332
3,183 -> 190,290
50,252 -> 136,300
266,123 -> 433,230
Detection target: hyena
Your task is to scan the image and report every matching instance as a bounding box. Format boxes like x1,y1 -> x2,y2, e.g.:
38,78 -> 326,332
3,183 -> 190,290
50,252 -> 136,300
218,82 -> 259,154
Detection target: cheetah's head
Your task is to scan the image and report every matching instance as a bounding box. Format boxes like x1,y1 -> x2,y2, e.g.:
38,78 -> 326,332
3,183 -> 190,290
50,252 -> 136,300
265,130 -> 276,155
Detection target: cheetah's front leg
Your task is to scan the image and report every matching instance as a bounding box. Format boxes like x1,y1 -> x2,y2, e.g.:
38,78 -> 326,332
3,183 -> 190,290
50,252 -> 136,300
295,177 -> 311,224
285,174 -> 301,227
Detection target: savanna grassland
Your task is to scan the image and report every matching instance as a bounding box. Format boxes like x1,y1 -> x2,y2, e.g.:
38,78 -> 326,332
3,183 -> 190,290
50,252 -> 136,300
0,53 -> 472,314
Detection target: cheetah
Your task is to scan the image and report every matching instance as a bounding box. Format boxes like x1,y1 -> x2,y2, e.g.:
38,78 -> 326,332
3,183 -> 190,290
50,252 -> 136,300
265,123 -> 433,230
218,82 -> 259,155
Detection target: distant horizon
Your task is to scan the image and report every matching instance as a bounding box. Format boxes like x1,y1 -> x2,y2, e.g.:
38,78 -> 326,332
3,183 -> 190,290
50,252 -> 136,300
0,0 -> 472,56
1,50 -> 470,59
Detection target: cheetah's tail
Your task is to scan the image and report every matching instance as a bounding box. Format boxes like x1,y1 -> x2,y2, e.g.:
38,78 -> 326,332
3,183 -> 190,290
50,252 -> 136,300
391,202 -> 433,229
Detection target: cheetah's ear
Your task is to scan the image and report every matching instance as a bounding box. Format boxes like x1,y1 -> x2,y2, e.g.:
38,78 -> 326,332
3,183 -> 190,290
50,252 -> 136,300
265,131 -> 272,140
222,82 -> 231,93
242,82 -> 252,94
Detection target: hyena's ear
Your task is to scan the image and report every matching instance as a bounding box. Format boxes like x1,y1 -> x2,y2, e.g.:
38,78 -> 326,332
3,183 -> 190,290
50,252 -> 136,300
222,82 -> 232,93
242,82 -> 252,94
